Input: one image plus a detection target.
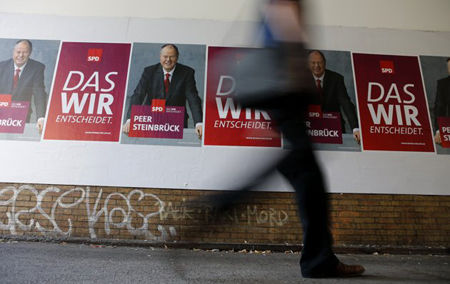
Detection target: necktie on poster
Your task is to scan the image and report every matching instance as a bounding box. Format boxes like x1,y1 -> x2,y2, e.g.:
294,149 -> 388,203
13,68 -> 21,90
164,73 -> 170,95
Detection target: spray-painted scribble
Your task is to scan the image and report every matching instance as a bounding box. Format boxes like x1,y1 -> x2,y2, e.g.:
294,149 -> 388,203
0,185 -> 172,240
0,185 -> 289,240
159,201 -> 289,227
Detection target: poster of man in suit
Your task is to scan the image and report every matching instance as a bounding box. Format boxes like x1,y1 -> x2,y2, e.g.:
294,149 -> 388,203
121,43 -> 205,147
302,49 -> 361,152
0,38 -> 59,141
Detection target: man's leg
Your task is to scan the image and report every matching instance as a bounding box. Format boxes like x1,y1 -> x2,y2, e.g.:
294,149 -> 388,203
276,118 -> 338,277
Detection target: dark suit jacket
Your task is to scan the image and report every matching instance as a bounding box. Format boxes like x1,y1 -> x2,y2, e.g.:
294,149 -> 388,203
434,76 -> 450,128
127,63 -> 203,128
312,69 -> 359,132
0,58 -> 47,122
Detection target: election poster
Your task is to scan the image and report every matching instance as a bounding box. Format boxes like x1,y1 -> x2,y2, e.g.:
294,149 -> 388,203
299,50 -> 361,152
203,46 -> 281,147
0,38 -> 59,142
0,98 -> 29,133
436,117 -> 450,149
128,100 -> 185,139
120,43 -> 205,147
353,53 -> 434,152
305,105 -> 343,145
44,42 -> 131,141
419,55 -> 450,155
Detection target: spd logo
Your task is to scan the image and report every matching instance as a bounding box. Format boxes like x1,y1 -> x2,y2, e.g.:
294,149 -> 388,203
307,104 -> 322,118
151,99 -> 166,112
0,94 -> 12,108
87,48 -> 103,62
380,60 -> 394,74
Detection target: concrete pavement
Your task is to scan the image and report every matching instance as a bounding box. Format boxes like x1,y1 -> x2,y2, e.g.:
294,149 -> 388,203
0,241 -> 449,283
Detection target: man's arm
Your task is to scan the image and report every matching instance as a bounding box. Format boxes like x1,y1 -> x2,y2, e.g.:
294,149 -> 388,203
32,62 -> 47,132
184,68 -> 203,124
127,68 -> 152,119
123,68 -> 151,134
0,60 -> 13,93
184,68 -> 203,138
434,79 -> 445,144
335,74 -> 358,125
335,73 -> 360,143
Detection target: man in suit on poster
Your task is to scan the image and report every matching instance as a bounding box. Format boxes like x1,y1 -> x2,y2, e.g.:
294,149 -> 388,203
307,50 -> 360,143
434,58 -> 450,144
0,39 -> 47,132
123,44 -> 203,138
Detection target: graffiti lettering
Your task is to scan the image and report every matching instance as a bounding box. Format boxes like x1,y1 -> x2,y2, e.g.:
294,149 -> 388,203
0,185 -> 290,241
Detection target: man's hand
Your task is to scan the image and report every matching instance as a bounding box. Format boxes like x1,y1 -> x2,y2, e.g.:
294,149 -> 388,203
36,117 -> 45,133
353,130 -> 361,144
195,124 -> 203,139
435,131 -> 441,144
123,119 -> 131,134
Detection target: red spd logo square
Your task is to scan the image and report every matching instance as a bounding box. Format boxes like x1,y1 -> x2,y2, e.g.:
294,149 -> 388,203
307,104 -> 323,118
380,60 -> 394,74
87,48 -> 103,62
151,99 -> 166,112
0,94 -> 12,108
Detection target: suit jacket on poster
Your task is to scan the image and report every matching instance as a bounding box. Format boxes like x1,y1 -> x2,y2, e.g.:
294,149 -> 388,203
127,63 -> 203,128
434,76 -> 450,128
312,69 -> 359,132
0,58 -> 47,122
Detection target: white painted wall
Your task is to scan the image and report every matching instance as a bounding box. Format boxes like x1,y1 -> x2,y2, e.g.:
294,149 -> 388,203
0,0 -> 449,195
304,0 -> 450,32
1,0 -> 450,31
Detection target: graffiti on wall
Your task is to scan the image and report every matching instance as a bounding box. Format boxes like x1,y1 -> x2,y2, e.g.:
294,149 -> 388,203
0,185 -> 289,240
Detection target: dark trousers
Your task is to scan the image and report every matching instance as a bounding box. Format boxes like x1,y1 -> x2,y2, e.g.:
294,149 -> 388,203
236,93 -> 339,277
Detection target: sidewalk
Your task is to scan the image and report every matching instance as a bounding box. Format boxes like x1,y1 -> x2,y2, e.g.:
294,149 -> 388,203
1,241 -> 449,283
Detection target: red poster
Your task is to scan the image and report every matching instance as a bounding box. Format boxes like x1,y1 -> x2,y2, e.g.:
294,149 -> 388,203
0,94 -> 12,107
352,53 -> 434,152
44,42 -> 131,141
0,97 -> 29,134
305,106 -> 342,144
204,47 -> 281,147
437,117 -> 450,148
128,102 -> 185,139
